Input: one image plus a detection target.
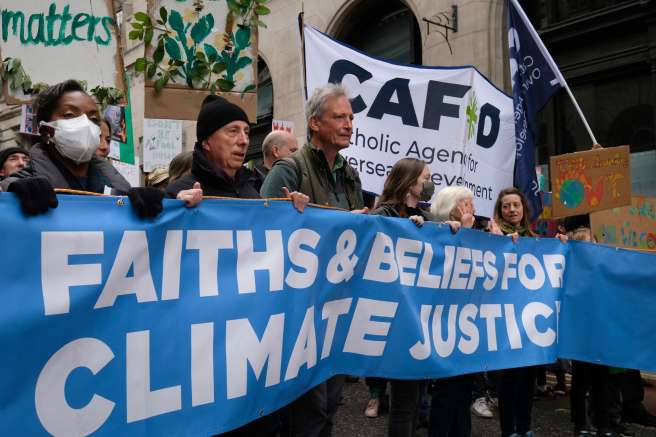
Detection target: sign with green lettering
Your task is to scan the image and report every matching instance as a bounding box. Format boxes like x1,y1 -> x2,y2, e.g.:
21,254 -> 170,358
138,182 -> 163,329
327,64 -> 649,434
0,0 -> 124,103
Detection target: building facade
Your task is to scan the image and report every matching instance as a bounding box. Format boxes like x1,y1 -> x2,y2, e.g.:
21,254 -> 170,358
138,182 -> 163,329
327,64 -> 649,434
1,0 -> 654,197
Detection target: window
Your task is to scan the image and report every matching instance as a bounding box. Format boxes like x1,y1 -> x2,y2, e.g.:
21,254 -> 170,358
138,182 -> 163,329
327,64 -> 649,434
334,0 -> 421,65
247,58 -> 273,161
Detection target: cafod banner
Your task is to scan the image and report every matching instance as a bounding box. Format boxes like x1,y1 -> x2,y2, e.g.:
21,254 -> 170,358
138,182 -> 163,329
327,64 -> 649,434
303,26 -> 516,217
1,194 -> 655,436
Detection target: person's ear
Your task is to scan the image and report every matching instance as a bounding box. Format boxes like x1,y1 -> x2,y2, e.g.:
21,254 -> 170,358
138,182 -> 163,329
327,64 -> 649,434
271,144 -> 280,159
201,138 -> 210,152
308,116 -> 320,134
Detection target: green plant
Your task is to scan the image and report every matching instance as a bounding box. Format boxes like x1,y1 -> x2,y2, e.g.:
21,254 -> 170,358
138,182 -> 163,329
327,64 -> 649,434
90,85 -> 125,109
1,58 -> 33,94
227,0 -> 271,28
128,0 -> 269,93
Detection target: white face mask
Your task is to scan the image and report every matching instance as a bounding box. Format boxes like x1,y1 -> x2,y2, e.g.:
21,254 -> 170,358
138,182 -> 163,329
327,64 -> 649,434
42,114 -> 101,164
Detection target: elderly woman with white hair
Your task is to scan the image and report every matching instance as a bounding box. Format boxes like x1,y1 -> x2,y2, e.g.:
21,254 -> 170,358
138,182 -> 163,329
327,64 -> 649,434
428,186 -> 500,437
430,186 -> 501,234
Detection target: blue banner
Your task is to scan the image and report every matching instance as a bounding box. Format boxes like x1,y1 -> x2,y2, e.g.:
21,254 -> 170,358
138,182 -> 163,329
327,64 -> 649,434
507,0 -> 565,220
0,193 -> 654,436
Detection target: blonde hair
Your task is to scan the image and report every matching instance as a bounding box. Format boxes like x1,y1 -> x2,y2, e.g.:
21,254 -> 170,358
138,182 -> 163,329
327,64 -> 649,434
568,227 -> 593,242
430,186 -> 474,221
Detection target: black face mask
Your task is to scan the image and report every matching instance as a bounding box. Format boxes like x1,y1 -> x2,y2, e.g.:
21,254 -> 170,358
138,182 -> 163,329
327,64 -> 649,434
420,181 -> 435,202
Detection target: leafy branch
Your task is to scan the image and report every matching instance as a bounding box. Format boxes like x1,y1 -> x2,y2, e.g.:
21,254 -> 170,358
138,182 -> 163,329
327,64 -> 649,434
90,85 -> 125,109
227,0 -> 271,28
1,58 -> 35,95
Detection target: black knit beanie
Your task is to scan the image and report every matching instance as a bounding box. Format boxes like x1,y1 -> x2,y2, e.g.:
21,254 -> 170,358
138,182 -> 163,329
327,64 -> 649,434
196,96 -> 249,143
0,147 -> 29,169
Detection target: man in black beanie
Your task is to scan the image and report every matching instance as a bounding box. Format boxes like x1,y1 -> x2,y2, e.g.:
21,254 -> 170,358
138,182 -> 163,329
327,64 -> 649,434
167,98 -> 309,437
166,95 -> 259,199
0,147 -> 30,180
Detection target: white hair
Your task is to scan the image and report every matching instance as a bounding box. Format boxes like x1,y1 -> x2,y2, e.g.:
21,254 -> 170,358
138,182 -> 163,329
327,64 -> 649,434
430,186 -> 474,221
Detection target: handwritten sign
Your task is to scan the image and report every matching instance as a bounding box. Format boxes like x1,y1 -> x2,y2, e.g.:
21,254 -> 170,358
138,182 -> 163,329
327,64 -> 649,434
550,145 -> 631,217
530,192 -> 560,237
591,196 -> 656,251
112,157 -> 140,187
272,119 -> 294,134
0,0 -> 124,103
142,118 -> 182,172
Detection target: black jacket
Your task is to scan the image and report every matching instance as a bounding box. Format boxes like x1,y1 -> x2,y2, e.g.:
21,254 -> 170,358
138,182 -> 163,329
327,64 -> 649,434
0,142 -> 130,194
166,147 -> 260,199
372,203 -> 433,221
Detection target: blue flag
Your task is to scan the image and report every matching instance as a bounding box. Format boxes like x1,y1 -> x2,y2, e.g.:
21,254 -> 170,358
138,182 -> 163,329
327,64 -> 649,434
507,0 -> 565,219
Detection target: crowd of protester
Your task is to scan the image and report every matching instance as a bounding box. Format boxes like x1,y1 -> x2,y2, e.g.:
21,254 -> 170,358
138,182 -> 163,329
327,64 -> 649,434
0,80 -> 654,437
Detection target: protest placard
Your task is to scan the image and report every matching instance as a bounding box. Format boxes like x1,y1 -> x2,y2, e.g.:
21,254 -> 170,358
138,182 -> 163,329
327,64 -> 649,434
590,196 -> 656,251
18,104 -> 37,135
140,0 -> 258,121
530,191 -> 561,237
304,26 -> 516,217
550,145 -> 631,217
112,157 -> 141,187
0,0 -> 125,103
272,119 -> 294,133
142,118 -> 183,172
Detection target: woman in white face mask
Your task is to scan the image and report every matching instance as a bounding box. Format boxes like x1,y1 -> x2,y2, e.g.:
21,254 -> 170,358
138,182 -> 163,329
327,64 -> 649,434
1,80 -> 162,218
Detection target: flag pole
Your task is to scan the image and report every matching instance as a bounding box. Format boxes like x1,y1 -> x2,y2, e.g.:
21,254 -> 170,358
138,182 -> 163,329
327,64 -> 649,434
297,2 -> 307,100
562,84 -> 598,145
509,0 -> 598,146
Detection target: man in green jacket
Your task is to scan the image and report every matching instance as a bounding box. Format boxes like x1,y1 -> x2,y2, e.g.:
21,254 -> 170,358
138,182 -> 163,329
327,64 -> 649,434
261,83 -> 365,212
261,83 -> 366,437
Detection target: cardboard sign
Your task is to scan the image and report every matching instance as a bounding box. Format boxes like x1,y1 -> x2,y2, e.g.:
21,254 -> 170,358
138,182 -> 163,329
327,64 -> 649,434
0,0 -> 125,103
530,192 -> 561,237
272,120 -> 294,133
550,145 -> 631,217
103,93 -> 136,164
112,158 -> 141,187
143,0 -> 258,121
591,196 -> 656,251
18,104 -> 37,135
142,118 -> 183,172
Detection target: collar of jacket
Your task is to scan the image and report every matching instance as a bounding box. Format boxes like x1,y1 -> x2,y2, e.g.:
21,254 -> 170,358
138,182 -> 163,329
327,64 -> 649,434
191,145 -> 255,188
305,142 -> 351,180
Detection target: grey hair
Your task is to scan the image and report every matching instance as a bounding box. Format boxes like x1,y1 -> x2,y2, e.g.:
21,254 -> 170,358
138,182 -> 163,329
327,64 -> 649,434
261,130 -> 289,159
430,186 -> 474,221
305,83 -> 348,138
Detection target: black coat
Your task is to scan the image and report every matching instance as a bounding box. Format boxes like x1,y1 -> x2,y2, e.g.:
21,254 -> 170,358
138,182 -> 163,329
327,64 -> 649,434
0,143 -> 130,194
166,148 -> 260,199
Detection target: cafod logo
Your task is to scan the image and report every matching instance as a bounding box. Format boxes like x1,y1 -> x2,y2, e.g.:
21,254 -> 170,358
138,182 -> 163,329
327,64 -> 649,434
465,91 -> 478,141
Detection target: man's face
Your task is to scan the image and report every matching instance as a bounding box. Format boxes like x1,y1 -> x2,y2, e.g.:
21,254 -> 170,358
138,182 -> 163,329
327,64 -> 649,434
273,133 -> 299,160
0,152 -> 30,177
202,120 -> 250,177
310,95 -> 353,150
